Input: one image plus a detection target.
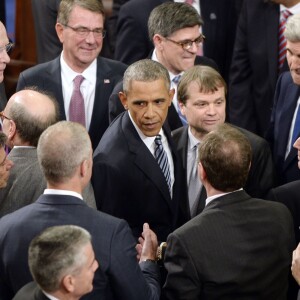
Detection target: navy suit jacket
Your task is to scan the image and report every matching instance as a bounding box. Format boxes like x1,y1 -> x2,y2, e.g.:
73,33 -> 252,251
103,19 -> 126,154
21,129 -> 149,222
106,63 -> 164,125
163,190 -> 295,299
16,56 -> 127,149
172,125 -> 275,218
0,194 -> 160,300
92,112 -> 188,242
229,0 -> 289,136
266,71 -> 300,185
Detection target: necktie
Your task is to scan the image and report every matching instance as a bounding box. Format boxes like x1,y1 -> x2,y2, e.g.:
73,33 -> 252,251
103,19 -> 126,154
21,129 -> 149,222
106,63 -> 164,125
155,135 -> 171,192
188,144 -> 201,218
69,75 -> 86,127
173,75 -> 188,126
278,10 -> 292,70
292,104 -> 300,147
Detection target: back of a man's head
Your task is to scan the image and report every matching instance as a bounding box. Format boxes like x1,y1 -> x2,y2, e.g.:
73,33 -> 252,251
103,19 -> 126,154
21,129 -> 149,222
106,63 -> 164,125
199,124 -> 252,192
4,87 -> 59,147
148,2 -> 203,40
28,225 -> 92,294
37,121 -> 91,185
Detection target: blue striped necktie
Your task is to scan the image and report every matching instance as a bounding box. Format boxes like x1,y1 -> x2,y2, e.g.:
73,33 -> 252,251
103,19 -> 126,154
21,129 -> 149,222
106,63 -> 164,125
155,135 -> 171,192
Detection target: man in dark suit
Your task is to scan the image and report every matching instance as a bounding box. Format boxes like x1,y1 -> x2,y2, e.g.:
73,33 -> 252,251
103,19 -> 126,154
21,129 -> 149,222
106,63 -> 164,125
114,0 -> 241,83
229,0 -> 300,137
267,13 -> 300,185
163,123 -> 294,299
173,65 -> 275,218
0,131 -> 13,189
16,0 -> 127,150
93,59 -> 187,242
0,121 -> 160,300
109,2 -> 217,131
13,225 -> 99,300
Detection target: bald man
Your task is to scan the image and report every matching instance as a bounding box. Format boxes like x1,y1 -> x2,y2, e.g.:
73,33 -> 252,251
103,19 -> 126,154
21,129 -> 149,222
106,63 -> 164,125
0,21 -> 11,111
0,87 -> 96,216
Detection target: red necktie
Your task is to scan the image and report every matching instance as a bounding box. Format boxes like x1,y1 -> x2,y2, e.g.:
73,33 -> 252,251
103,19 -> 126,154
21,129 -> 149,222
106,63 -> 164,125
278,9 -> 292,70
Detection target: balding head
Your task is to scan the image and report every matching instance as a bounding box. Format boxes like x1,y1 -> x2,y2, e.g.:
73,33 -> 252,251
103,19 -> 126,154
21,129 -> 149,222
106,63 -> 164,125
0,21 -> 10,83
2,87 -> 59,147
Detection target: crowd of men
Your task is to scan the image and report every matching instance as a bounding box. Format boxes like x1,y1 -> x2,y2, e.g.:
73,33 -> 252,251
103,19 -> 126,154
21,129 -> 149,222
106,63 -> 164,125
1,0 -> 300,299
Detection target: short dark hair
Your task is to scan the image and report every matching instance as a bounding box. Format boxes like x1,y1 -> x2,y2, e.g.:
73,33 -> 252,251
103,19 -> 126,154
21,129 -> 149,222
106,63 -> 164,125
0,132 -> 7,148
199,123 -> 251,192
178,66 -> 227,105
28,225 -> 91,293
148,2 -> 203,40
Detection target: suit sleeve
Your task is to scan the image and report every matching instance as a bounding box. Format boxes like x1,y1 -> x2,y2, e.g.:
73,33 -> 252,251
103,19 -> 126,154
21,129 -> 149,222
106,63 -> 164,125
163,232 -> 201,300
109,219 -> 161,300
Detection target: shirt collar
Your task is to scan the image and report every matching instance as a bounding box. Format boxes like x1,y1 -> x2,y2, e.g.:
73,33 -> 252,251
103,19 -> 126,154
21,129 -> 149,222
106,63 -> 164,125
187,126 -> 201,150
44,189 -> 83,201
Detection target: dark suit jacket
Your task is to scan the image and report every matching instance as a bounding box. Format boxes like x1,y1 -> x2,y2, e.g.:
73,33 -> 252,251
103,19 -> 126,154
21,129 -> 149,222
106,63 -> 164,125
0,82 -> 7,111
172,125 -> 276,217
229,0 -> 289,136
114,0 -> 241,82
108,55 -> 219,131
0,194 -> 160,300
163,190 -> 295,299
266,71 -> 300,185
16,56 -> 127,149
92,112 -> 188,242
13,282 -> 49,300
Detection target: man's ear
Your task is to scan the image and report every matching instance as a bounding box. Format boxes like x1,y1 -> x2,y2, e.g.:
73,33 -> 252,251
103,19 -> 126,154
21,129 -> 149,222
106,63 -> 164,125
178,101 -> 186,116
7,120 -> 17,142
62,275 -> 75,293
55,23 -> 64,44
198,162 -> 206,182
119,92 -> 128,110
152,34 -> 164,50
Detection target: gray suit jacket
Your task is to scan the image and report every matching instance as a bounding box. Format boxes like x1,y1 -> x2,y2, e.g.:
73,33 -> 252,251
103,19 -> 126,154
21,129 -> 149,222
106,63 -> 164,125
163,190 -> 294,299
0,147 -> 96,217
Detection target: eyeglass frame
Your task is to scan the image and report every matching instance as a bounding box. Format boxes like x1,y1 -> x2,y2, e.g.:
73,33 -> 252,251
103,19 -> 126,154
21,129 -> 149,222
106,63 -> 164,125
164,34 -> 205,50
62,24 -> 106,38
0,111 -> 11,123
0,42 -> 14,54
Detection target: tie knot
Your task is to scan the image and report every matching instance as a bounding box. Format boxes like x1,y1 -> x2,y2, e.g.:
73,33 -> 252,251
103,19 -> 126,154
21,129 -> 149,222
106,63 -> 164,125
73,75 -> 84,89
172,75 -> 182,85
155,135 -> 162,146
281,9 -> 291,21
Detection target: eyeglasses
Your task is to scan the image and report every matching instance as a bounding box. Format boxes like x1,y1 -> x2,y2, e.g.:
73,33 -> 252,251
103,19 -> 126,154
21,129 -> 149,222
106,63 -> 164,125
0,42 -> 14,53
63,24 -> 106,38
0,111 -> 11,122
165,34 -> 205,50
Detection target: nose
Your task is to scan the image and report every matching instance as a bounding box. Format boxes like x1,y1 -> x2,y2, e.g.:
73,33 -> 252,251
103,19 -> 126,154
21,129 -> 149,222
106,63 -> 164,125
206,104 -> 216,115
144,103 -> 154,118
93,260 -> 99,272
0,50 -> 10,64
188,41 -> 199,54
85,31 -> 96,44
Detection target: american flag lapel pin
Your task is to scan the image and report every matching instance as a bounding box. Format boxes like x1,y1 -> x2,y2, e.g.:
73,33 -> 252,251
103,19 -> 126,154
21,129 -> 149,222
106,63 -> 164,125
104,79 -> 110,84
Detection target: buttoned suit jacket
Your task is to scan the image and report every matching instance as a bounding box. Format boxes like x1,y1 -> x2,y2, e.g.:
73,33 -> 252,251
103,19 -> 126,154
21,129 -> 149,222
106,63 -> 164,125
92,112 -> 188,242
114,0 -> 241,82
172,125 -> 276,218
229,0 -> 289,136
0,147 -> 96,217
13,282 -> 49,300
266,71 -> 300,185
16,56 -> 127,149
163,190 -> 295,299
0,194 -> 160,300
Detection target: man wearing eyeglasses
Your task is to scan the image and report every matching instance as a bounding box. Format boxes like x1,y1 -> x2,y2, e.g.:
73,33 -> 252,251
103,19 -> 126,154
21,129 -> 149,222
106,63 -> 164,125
0,132 -> 13,189
16,0 -> 127,150
109,2 -> 218,131
0,21 -> 11,112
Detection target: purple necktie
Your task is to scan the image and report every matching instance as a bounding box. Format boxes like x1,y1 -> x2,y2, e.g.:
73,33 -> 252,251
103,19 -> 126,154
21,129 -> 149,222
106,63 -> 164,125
69,75 -> 86,127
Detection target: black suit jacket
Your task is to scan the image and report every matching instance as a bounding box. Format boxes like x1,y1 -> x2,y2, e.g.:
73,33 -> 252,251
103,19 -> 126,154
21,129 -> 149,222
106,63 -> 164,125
172,125 -> 276,217
16,56 -> 127,149
229,0 -> 289,136
114,0 -> 241,82
0,194 -> 160,300
108,55 -> 219,131
266,72 -> 300,185
163,190 -> 295,299
92,112 -> 188,241
13,282 -> 49,300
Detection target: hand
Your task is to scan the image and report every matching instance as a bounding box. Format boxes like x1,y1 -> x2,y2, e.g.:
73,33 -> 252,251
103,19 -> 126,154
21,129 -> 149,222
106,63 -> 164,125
293,138 -> 300,169
292,243 -> 300,285
136,223 -> 158,263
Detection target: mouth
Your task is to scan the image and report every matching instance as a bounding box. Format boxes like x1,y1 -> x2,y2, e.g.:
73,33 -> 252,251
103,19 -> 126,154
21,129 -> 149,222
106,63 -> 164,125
143,122 -> 159,129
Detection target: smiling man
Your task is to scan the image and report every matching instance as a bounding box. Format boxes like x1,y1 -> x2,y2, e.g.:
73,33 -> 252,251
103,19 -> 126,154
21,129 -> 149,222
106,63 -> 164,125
93,59 -> 187,242
173,66 -> 275,219
16,0 -> 127,150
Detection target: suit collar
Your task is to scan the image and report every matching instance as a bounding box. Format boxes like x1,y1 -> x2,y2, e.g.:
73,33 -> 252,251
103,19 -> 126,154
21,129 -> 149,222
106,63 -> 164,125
37,194 -> 87,206
8,147 -> 37,159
